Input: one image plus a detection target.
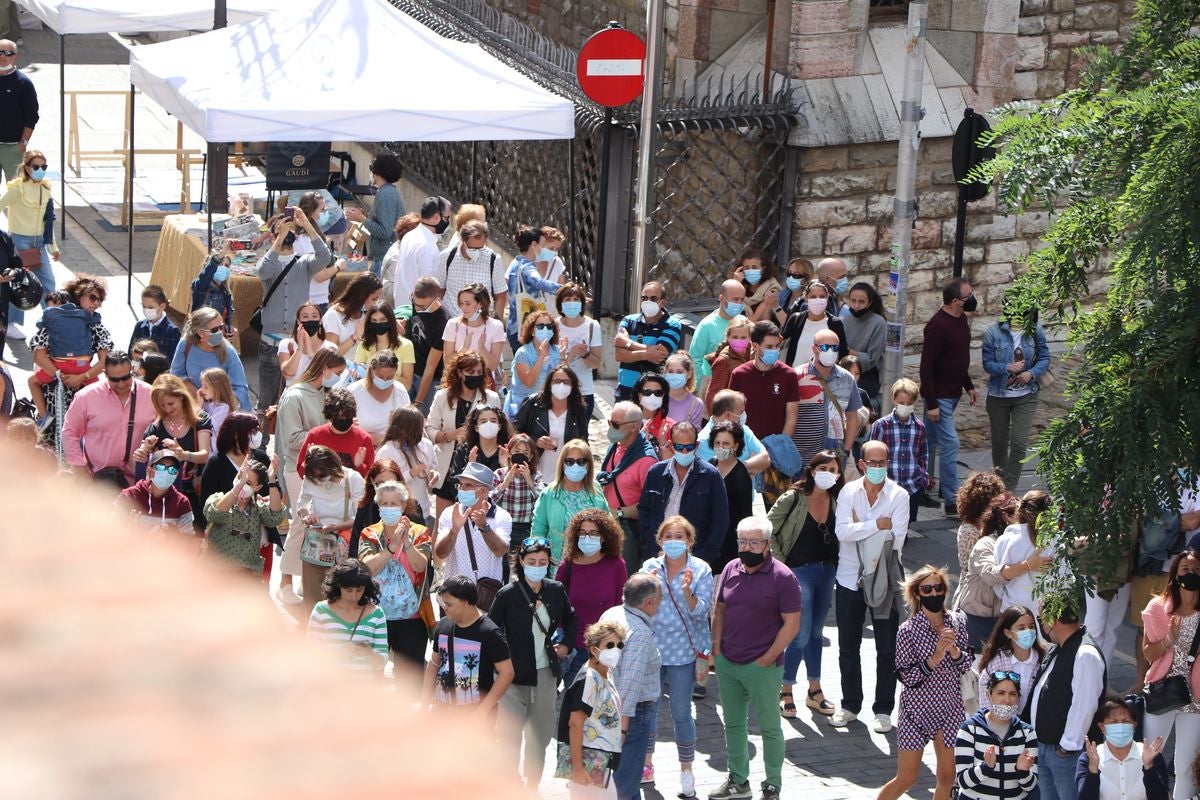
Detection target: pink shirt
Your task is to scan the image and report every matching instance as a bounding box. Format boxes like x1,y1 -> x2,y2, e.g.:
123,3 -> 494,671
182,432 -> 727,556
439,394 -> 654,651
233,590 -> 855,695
600,442 -> 655,511
1142,596 -> 1200,697
62,378 -> 158,479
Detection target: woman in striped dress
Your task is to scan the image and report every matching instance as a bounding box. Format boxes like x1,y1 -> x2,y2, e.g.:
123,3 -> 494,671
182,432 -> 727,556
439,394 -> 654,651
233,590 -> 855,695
955,672 -> 1039,799
307,559 -> 389,672
878,564 -> 973,800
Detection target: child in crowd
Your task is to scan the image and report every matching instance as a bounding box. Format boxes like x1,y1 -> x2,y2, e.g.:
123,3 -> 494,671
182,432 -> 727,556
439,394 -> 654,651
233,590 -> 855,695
29,289 -> 97,425
198,367 -> 240,441
868,377 -> 931,523
663,351 -> 704,429
129,285 -> 181,357
191,248 -> 236,336
141,353 -> 171,386
490,433 -> 545,579
703,314 -> 752,416
131,338 -> 159,380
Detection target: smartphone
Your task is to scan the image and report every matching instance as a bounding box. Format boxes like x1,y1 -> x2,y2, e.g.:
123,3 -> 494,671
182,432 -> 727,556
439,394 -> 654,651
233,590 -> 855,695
229,239 -> 254,252
283,206 -> 296,220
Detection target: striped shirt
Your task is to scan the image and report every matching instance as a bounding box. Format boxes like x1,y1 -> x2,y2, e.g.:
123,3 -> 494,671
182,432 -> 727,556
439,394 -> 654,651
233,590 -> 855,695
616,311 -> 683,391
954,710 -> 1038,799
306,601 -> 389,671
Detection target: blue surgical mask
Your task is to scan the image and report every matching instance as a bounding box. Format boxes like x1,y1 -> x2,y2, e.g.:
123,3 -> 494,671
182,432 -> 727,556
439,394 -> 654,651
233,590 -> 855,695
835,277 -> 850,295
523,564 -> 548,583
785,276 -> 805,292
564,463 -> 589,483
1104,723 -> 1135,748
724,301 -> 745,316
457,489 -> 477,507
534,326 -> 554,343
151,469 -> 176,490
322,372 -> 340,389
673,451 -> 695,468
562,301 -> 582,318
664,373 -> 687,390
31,167 -> 46,182
577,535 -> 602,556
538,247 -> 556,264
317,209 -> 334,229
1014,628 -> 1038,649
467,309 -> 482,322
662,540 -> 688,559
760,348 -> 780,366
738,411 -> 747,427
213,266 -> 230,283
742,269 -> 762,285
378,507 -> 404,525
866,466 -> 888,484
372,375 -> 393,391
206,331 -> 225,347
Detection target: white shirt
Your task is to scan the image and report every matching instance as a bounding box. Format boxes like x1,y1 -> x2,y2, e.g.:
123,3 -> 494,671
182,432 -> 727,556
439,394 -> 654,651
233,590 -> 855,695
278,338 -> 337,387
322,306 -> 359,344
1094,741 -> 1147,800
558,316 -> 602,395
376,437 -> 439,520
1028,635 -> 1106,751
792,316 -> 828,369
833,476 -> 911,590
993,524 -> 1054,610
437,503 -> 513,583
348,379 -> 411,440
295,469 -> 367,527
393,224 -> 439,309
538,408 -> 568,478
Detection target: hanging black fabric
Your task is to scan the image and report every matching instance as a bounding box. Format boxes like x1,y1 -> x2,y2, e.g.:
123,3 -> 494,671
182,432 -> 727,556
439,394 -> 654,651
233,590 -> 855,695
265,142 -> 332,191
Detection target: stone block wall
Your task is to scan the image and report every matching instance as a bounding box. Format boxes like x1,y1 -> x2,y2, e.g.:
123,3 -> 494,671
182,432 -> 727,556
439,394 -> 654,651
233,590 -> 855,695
1013,0 -> 1137,99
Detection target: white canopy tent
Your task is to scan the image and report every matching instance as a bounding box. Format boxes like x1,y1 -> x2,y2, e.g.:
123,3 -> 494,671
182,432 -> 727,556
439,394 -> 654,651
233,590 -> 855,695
128,0 -> 575,142
20,0 -> 287,35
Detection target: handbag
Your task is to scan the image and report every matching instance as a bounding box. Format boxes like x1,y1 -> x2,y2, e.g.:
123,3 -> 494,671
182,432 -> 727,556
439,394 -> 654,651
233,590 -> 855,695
1142,624 -> 1200,714
300,477 -> 352,566
513,259 -> 547,334
86,382 -> 137,489
249,255 -> 299,333
465,515 -> 503,611
1033,337 -> 1056,390
517,580 -> 564,681
663,565 -> 712,684
17,248 -> 41,269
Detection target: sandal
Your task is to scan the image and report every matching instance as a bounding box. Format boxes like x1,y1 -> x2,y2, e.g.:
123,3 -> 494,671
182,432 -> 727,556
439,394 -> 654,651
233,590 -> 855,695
807,688 -> 836,716
779,690 -> 797,718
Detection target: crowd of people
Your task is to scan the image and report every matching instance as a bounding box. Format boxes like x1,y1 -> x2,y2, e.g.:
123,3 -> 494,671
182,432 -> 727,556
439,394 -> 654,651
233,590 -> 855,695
4,115 -> 1200,800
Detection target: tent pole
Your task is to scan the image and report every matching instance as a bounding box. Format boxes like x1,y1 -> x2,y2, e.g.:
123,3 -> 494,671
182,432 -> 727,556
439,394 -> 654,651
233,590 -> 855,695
59,34 -> 66,241
127,83 -> 135,307
567,135 -> 577,282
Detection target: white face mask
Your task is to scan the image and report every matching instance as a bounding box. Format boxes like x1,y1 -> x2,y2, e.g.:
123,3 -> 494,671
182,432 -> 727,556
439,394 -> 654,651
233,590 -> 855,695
597,647 -> 621,670
477,421 -> 501,439
551,383 -> 572,401
250,430 -> 264,450
817,349 -> 838,368
640,394 -> 663,412
894,403 -> 914,419
990,703 -> 1019,721
466,246 -> 485,258
640,300 -> 661,318
813,471 -> 838,490
142,307 -> 162,323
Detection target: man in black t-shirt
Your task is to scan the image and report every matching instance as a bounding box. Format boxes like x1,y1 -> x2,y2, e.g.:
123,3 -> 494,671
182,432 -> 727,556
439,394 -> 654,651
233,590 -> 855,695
423,575 -> 513,710
408,276 -> 449,414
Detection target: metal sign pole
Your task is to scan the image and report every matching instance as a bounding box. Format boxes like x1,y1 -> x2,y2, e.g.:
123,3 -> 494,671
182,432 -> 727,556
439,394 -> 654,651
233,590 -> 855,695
629,0 -> 663,310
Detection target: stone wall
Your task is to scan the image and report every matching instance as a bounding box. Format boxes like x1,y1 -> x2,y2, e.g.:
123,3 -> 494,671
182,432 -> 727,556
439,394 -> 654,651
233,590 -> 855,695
1014,0 -> 1137,100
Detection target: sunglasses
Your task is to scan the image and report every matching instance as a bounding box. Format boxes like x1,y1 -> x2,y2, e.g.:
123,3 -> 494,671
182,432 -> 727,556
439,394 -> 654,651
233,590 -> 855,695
30,162 -> 49,170
597,641 -> 625,650
0,50 -> 17,57
374,356 -> 399,368
990,670 -> 1021,684
522,536 -> 551,549
918,584 -> 947,596
563,457 -> 589,468
640,388 -> 665,397
534,323 -> 554,331
816,343 -> 839,352
785,271 -> 807,279
107,373 -> 133,382
672,442 -> 697,453
206,326 -> 224,335
609,419 -> 636,428
154,464 -> 180,476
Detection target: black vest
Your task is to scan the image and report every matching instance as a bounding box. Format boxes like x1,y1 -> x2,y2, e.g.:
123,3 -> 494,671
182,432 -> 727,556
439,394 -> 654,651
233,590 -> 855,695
1022,626 -> 1107,746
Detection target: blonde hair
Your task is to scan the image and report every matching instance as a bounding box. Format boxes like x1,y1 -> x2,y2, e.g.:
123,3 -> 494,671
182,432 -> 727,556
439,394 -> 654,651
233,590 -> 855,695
200,368 -> 239,412
664,352 -> 696,392
723,314 -> 753,340
454,204 -> 486,231
553,439 -> 596,490
655,515 -> 696,545
150,374 -> 200,429
903,564 -> 951,615
891,378 -> 919,403
21,149 -> 48,183
583,620 -> 627,649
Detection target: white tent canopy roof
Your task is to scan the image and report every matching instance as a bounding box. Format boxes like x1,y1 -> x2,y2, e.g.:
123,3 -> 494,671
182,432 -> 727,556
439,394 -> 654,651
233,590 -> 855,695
20,0 -> 288,35
128,0 -> 575,142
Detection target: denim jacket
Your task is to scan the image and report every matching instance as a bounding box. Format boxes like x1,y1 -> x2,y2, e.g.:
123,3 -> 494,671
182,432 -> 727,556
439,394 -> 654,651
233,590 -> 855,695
981,321 -> 1050,396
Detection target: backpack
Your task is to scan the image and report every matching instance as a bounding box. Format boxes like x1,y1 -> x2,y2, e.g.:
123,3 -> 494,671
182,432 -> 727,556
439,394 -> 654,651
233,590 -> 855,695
445,248 -> 499,291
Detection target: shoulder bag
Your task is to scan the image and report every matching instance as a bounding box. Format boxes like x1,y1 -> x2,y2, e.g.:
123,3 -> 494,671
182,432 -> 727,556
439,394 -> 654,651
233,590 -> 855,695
513,260 -> 547,333
300,477 -> 353,566
249,255 -> 300,333
1142,623 -> 1200,714
662,563 -> 712,684
87,383 -> 138,489
810,366 -> 846,459
1033,334 -> 1056,390
465,517 -> 503,611
517,580 -> 564,681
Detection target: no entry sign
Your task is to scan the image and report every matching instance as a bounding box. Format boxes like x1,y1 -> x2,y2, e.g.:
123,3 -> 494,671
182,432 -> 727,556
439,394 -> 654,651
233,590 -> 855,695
577,25 -> 646,108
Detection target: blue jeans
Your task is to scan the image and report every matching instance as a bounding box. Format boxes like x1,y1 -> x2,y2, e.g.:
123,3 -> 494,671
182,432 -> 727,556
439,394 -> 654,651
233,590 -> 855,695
612,699 -> 658,800
9,233 -> 54,325
1036,743 -> 1079,800
925,397 -> 961,504
783,561 -> 836,685
647,663 -> 697,763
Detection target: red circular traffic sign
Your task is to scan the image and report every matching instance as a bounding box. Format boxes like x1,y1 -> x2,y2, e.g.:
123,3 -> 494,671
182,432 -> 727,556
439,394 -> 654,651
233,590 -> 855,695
577,26 -> 646,108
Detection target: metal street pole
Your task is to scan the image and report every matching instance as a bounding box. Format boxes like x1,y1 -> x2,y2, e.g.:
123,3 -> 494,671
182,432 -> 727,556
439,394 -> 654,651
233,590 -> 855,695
880,0 -> 928,414
629,0 -> 664,310
206,0 -> 229,218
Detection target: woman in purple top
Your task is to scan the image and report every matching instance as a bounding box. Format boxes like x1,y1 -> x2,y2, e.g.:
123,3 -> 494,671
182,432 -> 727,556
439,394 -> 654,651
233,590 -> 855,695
879,564 -> 973,800
555,507 -> 626,685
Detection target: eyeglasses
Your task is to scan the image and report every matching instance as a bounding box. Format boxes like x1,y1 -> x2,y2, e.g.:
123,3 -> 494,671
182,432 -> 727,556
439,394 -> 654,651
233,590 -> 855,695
862,459 -> 888,468
85,293 -> 101,303
918,584 -> 947,596
816,343 -> 839,352
107,372 -> 133,382
522,536 -> 551,549
672,442 -> 697,453
609,419 -> 636,428
735,538 -> 768,549
579,527 -> 601,536
562,457 -> 589,467
153,464 -> 180,476
534,323 -> 554,331
990,670 -> 1021,684
640,388 -> 665,397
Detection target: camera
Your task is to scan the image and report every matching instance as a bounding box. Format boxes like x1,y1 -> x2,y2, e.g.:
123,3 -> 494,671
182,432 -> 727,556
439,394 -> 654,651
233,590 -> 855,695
229,239 -> 254,252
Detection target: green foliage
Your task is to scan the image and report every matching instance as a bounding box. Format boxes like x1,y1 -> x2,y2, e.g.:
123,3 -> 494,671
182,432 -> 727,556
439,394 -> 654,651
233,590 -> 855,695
969,0 -> 1200,594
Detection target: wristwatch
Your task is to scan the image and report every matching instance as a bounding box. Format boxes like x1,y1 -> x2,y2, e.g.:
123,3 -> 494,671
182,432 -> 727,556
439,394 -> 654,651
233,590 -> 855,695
267,481 -> 281,490
480,523 -> 491,534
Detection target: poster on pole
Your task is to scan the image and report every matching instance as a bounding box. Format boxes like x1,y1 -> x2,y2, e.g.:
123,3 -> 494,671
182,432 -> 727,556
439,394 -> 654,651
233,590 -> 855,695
886,321 -> 904,353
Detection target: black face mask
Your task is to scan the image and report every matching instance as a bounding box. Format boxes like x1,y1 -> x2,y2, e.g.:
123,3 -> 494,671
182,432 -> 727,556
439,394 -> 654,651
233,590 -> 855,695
961,294 -> 978,313
330,417 -> 353,433
300,320 -> 322,337
433,217 -> 450,235
367,321 -> 392,336
738,550 -> 765,568
850,306 -> 871,318
463,374 -> 484,391
1177,572 -> 1200,591
919,594 -> 946,613
282,231 -> 297,247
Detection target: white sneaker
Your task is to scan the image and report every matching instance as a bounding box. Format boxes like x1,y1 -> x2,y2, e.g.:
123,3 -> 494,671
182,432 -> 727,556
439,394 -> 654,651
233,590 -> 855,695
680,770 -> 696,798
829,708 -> 857,727
276,582 -> 302,605
873,713 -> 893,733
7,324 -> 26,341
